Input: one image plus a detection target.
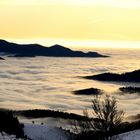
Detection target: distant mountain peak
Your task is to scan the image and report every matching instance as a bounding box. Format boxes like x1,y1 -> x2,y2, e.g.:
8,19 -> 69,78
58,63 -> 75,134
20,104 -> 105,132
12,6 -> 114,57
0,39 -> 8,42
0,39 -> 18,46
51,44 -> 64,47
0,39 -> 10,44
50,44 -> 71,50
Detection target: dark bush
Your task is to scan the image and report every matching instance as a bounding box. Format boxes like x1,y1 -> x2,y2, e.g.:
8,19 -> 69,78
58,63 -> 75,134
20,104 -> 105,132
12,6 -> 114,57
0,109 -> 24,138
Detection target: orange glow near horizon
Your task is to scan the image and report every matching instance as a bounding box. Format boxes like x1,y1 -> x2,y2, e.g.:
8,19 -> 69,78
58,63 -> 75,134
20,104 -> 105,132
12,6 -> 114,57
0,0 -> 140,49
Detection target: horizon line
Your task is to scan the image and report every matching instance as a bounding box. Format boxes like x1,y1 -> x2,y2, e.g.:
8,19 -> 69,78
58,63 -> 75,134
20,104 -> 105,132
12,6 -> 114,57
1,38 -> 140,50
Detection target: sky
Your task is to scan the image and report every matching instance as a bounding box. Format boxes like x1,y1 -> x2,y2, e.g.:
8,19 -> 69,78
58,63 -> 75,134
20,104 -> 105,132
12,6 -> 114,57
0,0 -> 140,49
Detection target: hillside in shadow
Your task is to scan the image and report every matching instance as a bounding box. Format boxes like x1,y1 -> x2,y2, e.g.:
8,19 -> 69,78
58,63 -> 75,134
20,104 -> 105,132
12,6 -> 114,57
119,87 -> 140,94
85,69 -> 140,82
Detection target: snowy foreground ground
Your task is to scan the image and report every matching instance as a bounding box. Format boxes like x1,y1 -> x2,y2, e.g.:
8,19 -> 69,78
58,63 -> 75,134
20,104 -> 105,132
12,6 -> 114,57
24,123 -> 70,140
0,124 -> 140,140
116,129 -> 140,140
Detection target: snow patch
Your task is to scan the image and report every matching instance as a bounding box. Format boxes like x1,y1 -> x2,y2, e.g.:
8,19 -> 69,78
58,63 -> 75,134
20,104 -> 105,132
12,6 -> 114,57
0,132 -> 25,140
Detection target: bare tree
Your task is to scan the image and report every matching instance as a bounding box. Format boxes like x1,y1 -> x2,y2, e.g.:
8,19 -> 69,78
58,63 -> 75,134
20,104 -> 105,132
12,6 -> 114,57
70,95 -> 124,140
91,95 -> 124,133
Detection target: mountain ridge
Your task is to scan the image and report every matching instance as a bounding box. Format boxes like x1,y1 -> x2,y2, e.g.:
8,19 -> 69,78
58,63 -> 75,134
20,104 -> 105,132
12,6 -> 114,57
0,39 -> 108,58
85,69 -> 140,82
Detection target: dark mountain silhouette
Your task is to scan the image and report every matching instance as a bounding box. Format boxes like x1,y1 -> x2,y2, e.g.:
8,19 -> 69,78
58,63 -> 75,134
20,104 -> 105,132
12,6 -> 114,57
119,87 -> 140,93
73,88 -> 104,95
85,69 -> 140,82
0,39 -> 108,57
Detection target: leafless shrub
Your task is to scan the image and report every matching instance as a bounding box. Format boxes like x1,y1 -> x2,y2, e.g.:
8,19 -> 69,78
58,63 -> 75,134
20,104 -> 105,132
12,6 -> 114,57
70,95 -> 124,140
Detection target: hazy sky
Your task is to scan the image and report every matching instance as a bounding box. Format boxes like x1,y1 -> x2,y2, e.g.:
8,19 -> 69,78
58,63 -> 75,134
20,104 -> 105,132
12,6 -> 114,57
0,0 -> 140,49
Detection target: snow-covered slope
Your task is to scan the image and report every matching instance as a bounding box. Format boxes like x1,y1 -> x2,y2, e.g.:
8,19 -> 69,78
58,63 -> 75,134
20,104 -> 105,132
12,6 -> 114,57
24,123 -> 70,140
0,124 -> 139,140
24,124 -> 140,140
116,129 -> 140,140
